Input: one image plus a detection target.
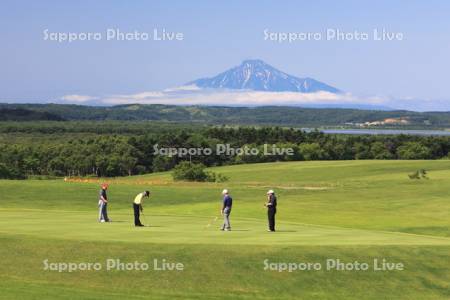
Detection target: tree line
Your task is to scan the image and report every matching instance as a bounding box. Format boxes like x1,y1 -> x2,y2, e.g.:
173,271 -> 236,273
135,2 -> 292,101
1,125 -> 450,179
3,103 -> 450,128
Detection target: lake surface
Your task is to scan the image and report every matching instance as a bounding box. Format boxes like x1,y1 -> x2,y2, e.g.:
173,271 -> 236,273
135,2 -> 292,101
304,129 -> 450,136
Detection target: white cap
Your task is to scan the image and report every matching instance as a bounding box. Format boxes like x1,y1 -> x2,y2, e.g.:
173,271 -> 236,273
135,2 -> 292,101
222,189 -> 229,195
267,189 -> 274,194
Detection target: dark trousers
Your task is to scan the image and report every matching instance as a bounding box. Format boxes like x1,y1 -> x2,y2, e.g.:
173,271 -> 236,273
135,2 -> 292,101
268,208 -> 276,231
133,203 -> 142,226
99,202 -> 109,222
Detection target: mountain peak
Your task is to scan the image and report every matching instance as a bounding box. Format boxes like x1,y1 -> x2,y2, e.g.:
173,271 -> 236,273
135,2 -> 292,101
188,59 -> 340,93
241,59 -> 266,66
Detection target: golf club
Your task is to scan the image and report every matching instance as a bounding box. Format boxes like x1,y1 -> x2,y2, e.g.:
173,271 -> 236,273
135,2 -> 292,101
141,211 -> 149,226
204,216 -> 219,229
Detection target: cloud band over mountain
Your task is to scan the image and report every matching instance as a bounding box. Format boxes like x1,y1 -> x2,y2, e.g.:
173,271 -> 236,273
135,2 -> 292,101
56,60 -> 445,111
60,89 -> 386,108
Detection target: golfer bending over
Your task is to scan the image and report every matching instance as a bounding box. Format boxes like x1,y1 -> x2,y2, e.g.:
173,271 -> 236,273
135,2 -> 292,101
265,189 -> 277,232
221,189 -> 232,231
133,190 -> 150,227
98,183 -> 110,223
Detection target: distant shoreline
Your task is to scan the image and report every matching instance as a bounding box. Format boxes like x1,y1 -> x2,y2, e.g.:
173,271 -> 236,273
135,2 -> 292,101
307,128 -> 450,136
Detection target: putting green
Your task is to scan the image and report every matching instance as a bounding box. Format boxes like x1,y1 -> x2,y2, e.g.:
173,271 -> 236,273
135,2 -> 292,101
1,209 -> 449,246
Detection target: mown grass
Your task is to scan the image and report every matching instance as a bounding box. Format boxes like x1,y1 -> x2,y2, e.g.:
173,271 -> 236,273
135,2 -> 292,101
0,160 -> 449,299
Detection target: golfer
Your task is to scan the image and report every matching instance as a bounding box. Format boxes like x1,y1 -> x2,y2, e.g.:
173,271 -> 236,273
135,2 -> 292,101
265,189 -> 277,232
133,190 -> 150,227
221,189 -> 232,231
98,183 -> 110,223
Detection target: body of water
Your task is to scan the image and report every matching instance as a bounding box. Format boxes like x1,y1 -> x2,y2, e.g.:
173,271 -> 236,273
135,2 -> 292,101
304,129 -> 450,136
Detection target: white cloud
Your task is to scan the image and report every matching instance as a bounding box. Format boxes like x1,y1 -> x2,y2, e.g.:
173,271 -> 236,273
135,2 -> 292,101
97,88 -> 388,107
60,94 -> 98,102
57,88 -> 450,111
163,85 -> 201,93
110,91 -> 166,100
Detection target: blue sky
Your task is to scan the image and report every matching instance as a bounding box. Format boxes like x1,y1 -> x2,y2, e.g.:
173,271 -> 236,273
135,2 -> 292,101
1,0 -> 450,110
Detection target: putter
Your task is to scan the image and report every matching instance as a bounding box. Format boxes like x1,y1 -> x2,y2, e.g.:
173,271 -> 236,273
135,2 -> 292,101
141,211 -> 149,226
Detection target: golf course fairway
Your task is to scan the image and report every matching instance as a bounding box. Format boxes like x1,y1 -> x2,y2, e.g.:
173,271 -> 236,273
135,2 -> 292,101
1,160 -> 449,299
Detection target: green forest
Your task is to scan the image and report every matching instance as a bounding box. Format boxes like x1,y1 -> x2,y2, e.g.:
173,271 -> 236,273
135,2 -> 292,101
1,121 -> 450,179
3,103 -> 450,128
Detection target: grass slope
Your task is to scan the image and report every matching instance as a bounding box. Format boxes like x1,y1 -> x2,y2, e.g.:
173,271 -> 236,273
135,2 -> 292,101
0,160 -> 449,299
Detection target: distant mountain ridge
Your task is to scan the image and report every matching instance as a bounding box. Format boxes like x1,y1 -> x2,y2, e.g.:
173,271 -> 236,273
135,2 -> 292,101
0,108 -> 64,121
188,59 -> 340,93
1,103 -> 449,128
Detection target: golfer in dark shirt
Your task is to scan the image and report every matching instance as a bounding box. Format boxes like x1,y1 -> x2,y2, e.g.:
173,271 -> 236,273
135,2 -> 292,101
265,189 -> 277,232
98,183 -> 110,222
221,189 -> 232,231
